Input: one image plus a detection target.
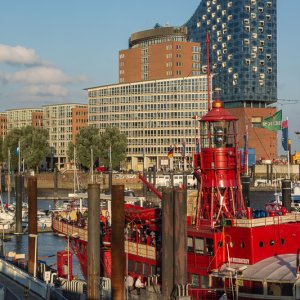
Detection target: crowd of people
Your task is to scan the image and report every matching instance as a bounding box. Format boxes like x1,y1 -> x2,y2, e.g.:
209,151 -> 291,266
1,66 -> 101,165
125,223 -> 160,247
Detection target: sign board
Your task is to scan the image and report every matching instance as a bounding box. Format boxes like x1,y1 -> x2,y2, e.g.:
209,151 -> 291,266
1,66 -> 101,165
160,159 -> 168,166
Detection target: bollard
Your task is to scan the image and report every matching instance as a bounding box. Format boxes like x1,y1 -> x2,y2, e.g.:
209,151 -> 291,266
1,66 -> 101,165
27,176 -> 38,277
87,183 -> 101,300
111,184 -> 125,300
173,189 -> 187,285
241,175 -> 251,207
282,179 -> 292,212
161,188 -> 174,299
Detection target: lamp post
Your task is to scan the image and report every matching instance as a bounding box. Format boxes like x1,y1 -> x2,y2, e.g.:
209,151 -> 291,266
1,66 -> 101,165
18,140 -> 21,174
109,145 -> 112,195
7,149 -> 11,205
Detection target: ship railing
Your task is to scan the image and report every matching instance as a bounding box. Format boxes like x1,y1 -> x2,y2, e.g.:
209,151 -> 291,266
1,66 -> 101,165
60,278 -> 86,294
125,240 -> 156,260
53,218 -> 88,241
231,213 -> 300,228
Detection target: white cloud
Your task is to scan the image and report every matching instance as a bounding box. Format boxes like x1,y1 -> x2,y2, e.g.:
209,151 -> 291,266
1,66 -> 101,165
0,44 -> 44,66
5,66 -> 72,84
23,84 -> 69,97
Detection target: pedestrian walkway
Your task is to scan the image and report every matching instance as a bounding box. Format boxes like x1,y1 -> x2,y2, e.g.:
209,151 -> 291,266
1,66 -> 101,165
0,272 -> 44,300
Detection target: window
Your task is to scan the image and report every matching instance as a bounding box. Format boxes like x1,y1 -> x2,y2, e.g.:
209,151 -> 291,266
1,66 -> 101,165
206,238 -> 214,255
191,274 -> 199,286
195,238 -> 204,254
187,236 -> 194,252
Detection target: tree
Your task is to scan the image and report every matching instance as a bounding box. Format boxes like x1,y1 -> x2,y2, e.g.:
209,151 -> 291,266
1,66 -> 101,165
2,126 -> 49,171
67,126 -> 101,169
2,127 -> 22,170
0,137 -> 4,164
99,126 -> 127,170
21,126 -> 49,170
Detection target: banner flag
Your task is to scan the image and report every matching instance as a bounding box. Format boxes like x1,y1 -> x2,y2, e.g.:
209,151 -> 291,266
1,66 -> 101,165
282,119 -> 288,151
262,110 -> 282,131
167,145 -> 173,159
195,138 -> 200,154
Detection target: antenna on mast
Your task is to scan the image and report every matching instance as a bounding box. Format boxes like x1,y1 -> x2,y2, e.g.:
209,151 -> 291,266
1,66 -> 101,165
206,31 -> 211,111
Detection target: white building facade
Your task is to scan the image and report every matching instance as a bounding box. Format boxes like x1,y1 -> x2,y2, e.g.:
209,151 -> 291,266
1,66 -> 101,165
6,108 -> 43,131
87,76 -> 209,171
43,103 -> 87,167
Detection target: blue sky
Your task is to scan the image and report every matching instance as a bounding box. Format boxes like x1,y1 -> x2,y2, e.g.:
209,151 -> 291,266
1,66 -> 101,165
0,1 -> 300,153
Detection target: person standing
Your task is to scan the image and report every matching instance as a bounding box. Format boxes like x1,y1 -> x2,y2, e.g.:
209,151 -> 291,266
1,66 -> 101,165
135,275 -> 144,295
125,274 -> 134,295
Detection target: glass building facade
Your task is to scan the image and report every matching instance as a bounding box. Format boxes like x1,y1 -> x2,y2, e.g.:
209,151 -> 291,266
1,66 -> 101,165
186,0 -> 277,107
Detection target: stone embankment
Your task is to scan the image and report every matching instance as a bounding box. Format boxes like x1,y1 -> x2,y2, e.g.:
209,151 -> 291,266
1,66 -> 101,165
5,171 -> 143,193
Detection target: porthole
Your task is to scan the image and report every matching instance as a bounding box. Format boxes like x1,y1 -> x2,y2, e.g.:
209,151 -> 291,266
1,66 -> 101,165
229,242 -> 234,248
259,241 -> 264,248
270,240 -> 275,246
281,238 -> 285,245
240,242 -> 245,248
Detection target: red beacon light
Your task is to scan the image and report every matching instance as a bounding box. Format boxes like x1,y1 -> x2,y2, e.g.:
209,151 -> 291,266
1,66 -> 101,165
195,99 -> 246,227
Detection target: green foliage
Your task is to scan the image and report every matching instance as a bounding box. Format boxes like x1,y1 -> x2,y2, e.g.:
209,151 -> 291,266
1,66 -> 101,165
2,127 -> 22,170
67,126 -> 101,168
68,125 -> 127,170
2,126 -> 49,170
99,126 -> 127,169
21,126 -> 49,169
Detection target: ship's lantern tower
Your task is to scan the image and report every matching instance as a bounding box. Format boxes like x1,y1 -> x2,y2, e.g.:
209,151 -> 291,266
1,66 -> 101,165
196,99 -> 245,227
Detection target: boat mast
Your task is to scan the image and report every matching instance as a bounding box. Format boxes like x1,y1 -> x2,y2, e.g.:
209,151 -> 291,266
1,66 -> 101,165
206,31 -> 211,112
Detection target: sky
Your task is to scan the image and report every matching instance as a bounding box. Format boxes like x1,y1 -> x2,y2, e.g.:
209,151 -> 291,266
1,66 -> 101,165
0,0 -> 300,153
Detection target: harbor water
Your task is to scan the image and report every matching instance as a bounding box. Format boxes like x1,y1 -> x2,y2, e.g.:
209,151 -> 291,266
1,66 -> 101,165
1,197 -> 85,280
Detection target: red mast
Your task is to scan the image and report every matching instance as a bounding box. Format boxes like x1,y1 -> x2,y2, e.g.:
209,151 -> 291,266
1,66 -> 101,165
206,31 -> 211,111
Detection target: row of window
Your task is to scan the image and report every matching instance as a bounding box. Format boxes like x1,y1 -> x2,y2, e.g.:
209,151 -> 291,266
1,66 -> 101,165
90,77 -> 208,97
92,101 -> 206,113
128,260 -> 158,277
188,237 -> 214,256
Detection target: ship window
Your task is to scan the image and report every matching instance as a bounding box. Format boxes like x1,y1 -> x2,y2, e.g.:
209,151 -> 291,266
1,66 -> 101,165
191,274 -> 199,286
240,242 -> 245,248
195,237 -> 204,254
206,238 -> 214,256
267,282 -> 285,296
143,264 -> 149,276
136,262 -> 142,274
187,236 -> 194,252
259,241 -> 264,247
270,240 -> 275,246
239,280 -> 263,294
128,260 -> 134,272
201,276 -> 209,288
